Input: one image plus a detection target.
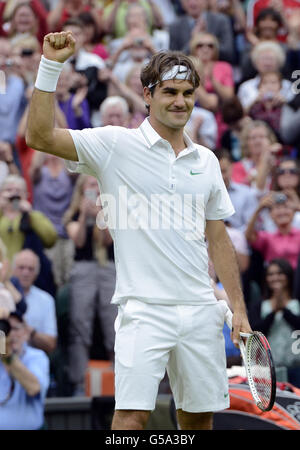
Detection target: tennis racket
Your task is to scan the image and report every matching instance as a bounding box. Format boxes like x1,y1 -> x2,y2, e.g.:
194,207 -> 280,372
225,308 -> 276,412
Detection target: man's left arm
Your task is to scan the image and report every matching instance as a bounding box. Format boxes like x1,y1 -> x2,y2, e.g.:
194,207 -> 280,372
1,353 -> 41,397
205,219 -> 252,345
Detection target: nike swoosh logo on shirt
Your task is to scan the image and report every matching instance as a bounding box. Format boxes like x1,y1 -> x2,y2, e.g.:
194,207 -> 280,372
190,170 -> 202,175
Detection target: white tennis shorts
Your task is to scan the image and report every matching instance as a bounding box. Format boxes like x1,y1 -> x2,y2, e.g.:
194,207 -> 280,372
114,299 -> 230,413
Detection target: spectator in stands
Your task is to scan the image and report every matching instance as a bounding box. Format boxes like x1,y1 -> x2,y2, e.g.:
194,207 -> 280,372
0,311 -> 50,430
248,258 -> 300,387
12,249 -> 57,354
237,41 -> 294,112
220,96 -> 252,162
63,174 -> 117,396
272,158 -> 300,213
78,11 -> 109,61
47,0 -> 102,33
242,7 -> 284,80
56,65 -> 91,130
15,87 -> 67,204
259,158 -> 300,232
6,2 -> 46,47
98,95 -> 130,128
245,191 -> 300,270
29,152 -> 76,288
248,71 -> 286,137
231,120 -> 281,190
246,0 -> 300,32
99,64 -> 147,128
102,0 -> 165,39
0,175 -> 57,295
0,0 -> 48,46
216,149 -> 258,231
61,18 -> 107,123
169,0 -> 235,63
0,37 -> 26,175
10,36 -> 41,89
107,3 -> 167,83
208,0 -> 247,63
189,31 -> 234,144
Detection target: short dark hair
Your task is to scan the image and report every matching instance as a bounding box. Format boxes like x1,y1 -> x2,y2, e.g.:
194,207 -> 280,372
255,7 -> 283,27
140,51 -> 200,93
221,96 -> 244,125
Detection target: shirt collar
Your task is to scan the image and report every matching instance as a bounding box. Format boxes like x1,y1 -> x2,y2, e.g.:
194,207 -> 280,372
139,117 -> 198,156
274,228 -> 296,237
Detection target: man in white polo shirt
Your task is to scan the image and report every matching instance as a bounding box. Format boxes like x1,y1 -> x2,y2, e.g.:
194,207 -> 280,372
25,31 -> 251,430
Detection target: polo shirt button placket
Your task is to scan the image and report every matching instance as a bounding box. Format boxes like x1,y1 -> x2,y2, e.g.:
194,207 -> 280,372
168,149 -> 177,192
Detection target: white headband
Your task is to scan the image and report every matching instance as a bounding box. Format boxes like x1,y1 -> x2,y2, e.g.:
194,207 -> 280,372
148,65 -> 191,88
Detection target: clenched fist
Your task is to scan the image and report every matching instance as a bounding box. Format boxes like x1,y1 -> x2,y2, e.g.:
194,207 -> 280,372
43,31 -> 76,63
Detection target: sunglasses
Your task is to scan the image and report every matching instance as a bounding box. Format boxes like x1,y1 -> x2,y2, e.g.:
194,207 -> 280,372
277,168 -> 299,175
196,43 -> 215,49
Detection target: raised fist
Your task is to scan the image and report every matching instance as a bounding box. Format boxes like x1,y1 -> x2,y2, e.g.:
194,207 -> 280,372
43,31 -> 76,63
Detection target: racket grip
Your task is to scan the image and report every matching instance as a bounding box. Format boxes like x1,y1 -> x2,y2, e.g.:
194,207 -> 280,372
224,307 -> 233,330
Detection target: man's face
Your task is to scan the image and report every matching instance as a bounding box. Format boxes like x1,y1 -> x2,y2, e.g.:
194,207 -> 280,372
101,104 -> 128,126
182,0 -> 206,18
8,316 -> 26,354
219,158 -> 232,188
13,253 -> 38,291
144,79 -> 195,131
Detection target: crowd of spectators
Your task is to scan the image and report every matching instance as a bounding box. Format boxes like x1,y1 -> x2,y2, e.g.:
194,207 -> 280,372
1,0 -> 300,428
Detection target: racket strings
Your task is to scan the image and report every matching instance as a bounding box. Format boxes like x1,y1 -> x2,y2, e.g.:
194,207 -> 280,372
248,334 -> 272,410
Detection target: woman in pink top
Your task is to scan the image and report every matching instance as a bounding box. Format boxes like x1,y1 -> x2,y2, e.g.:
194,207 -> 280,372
245,191 -> 300,269
189,32 -> 235,146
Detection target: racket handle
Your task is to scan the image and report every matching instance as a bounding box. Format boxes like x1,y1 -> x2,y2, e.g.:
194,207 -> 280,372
224,307 -> 233,330
224,307 -> 251,338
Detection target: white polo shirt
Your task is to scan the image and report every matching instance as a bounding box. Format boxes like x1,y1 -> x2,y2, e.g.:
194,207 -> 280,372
67,118 -> 235,305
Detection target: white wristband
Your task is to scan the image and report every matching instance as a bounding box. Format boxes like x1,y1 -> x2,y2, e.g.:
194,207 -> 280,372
35,55 -> 64,92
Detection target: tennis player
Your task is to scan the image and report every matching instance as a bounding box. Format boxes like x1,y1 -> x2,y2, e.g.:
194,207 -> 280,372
26,31 -> 252,430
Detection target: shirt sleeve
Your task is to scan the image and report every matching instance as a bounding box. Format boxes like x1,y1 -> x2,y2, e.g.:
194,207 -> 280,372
40,293 -> 58,337
26,350 -> 50,399
65,125 -> 117,176
206,153 -> 235,220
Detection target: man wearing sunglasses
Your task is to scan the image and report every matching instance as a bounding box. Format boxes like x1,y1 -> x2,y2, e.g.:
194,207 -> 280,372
0,312 -> 49,429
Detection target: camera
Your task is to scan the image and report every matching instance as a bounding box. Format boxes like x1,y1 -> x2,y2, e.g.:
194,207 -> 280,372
0,319 -> 11,335
8,195 -> 21,210
273,192 -> 287,204
134,38 -> 144,47
84,189 -> 98,203
263,91 -> 274,101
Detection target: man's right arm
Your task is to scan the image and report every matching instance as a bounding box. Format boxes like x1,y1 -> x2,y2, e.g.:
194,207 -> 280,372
26,88 -> 78,161
25,32 -> 78,162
